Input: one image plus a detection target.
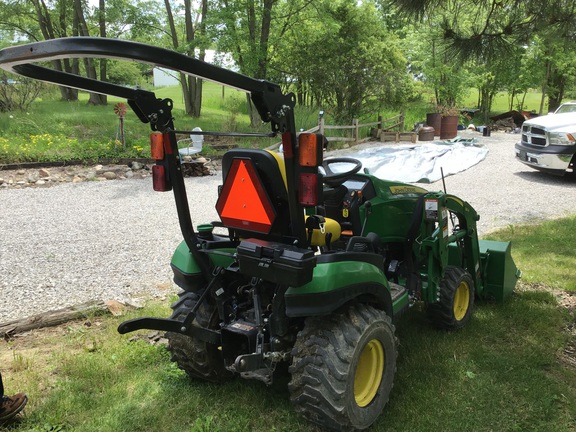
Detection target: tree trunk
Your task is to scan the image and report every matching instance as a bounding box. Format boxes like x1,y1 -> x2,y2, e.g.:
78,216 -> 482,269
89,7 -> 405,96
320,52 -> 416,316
98,0 -> 108,105
190,0 -> 208,118
246,93 -> 259,126
539,59 -> 550,115
258,0 -> 273,78
74,0 -> 106,105
30,0 -> 78,101
547,69 -> 565,113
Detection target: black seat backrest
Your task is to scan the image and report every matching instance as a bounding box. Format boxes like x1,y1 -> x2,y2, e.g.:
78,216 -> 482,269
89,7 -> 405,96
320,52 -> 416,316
219,149 -> 293,242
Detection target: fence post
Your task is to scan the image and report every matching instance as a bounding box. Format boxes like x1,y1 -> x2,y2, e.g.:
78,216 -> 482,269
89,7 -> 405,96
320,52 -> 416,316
400,111 -> 405,132
377,115 -> 382,138
353,118 -> 359,145
319,116 -> 325,136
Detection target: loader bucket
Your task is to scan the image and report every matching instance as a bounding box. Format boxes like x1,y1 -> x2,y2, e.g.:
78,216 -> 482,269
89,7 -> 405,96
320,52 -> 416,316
478,240 -> 521,301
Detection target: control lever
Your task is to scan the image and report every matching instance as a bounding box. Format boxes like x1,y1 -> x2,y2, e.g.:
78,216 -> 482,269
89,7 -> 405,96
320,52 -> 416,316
360,201 -> 372,236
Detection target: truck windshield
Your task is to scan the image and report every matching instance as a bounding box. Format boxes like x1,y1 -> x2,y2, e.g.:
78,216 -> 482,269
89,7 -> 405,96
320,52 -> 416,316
555,104 -> 576,114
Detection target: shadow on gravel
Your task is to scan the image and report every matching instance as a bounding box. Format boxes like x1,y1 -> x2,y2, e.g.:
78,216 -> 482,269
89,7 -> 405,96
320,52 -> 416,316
513,170 -> 576,186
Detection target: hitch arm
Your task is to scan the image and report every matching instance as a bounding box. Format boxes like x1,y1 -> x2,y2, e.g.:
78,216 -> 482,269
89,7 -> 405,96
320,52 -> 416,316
118,267 -> 223,341
117,318 -> 220,345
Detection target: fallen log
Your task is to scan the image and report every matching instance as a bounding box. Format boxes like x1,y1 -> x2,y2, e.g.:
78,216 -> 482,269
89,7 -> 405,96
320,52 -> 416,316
0,300 -> 111,337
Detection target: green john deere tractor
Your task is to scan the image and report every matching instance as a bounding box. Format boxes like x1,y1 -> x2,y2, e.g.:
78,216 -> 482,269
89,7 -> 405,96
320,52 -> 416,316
0,38 -> 520,431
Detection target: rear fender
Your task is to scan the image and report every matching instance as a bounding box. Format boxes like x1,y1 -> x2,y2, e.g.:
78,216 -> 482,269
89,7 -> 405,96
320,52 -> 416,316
171,240 -> 236,291
284,254 -> 392,317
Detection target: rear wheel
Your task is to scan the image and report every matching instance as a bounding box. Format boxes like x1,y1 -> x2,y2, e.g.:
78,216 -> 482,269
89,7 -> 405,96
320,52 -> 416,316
427,266 -> 474,330
166,290 -> 233,383
289,304 -> 397,431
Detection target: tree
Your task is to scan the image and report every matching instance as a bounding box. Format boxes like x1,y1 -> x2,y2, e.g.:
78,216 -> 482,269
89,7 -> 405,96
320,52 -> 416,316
402,23 -> 471,111
163,0 -> 208,117
388,0 -> 576,113
211,0 -> 314,125
279,0 -> 412,121
0,0 -> 163,104
0,73 -> 44,112
73,0 -> 106,105
27,0 -> 79,101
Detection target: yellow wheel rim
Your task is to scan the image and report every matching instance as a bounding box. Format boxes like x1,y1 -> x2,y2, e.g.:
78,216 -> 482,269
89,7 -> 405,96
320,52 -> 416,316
453,281 -> 470,321
354,339 -> 385,407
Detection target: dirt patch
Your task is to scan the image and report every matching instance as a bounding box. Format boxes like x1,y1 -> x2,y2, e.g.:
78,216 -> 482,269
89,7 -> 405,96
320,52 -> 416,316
558,291 -> 576,369
0,320 -> 91,373
558,290 -> 576,312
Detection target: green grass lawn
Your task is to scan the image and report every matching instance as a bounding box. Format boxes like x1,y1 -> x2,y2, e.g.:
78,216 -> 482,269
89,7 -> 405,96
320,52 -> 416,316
1,217 -> 574,432
461,88 -> 545,114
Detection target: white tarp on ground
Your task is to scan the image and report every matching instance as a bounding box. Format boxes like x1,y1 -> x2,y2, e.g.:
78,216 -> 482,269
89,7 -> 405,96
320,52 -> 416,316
344,140 -> 488,183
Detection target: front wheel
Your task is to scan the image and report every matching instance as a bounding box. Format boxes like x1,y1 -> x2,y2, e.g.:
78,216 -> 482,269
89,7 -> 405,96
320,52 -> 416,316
427,266 -> 475,330
289,304 -> 397,431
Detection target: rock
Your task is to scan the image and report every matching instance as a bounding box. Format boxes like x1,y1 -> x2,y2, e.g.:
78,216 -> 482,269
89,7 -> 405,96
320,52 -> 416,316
105,299 -> 126,316
94,164 -> 103,171
0,178 -> 4,184
130,161 -> 144,170
117,297 -> 144,309
72,176 -> 83,183
17,169 -> 25,175
125,170 -> 134,179
102,171 -> 117,180
38,168 -> 50,178
86,171 -> 96,180
36,180 -> 46,185
27,173 -> 39,183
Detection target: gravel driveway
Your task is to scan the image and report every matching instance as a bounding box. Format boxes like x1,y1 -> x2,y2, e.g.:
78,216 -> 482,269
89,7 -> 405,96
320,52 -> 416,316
1,131 -> 575,323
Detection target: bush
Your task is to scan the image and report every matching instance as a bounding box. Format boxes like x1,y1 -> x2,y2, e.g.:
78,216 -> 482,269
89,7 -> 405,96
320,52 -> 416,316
0,73 -> 44,112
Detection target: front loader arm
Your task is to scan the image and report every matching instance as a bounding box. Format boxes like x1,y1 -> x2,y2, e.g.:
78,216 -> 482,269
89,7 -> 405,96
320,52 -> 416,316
418,193 -> 484,302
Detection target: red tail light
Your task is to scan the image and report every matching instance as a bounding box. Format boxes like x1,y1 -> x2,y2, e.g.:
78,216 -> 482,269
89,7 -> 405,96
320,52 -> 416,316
150,132 -> 164,160
298,173 -> 320,206
152,165 -> 172,192
298,133 -> 323,166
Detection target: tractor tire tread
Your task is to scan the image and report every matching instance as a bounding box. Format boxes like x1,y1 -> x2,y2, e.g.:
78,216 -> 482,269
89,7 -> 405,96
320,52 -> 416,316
288,303 -> 397,431
427,265 -> 474,330
166,291 -> 232,383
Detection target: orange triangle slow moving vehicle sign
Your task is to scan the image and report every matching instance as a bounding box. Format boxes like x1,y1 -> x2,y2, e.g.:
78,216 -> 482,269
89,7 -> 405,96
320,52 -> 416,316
216,158 -> 276,233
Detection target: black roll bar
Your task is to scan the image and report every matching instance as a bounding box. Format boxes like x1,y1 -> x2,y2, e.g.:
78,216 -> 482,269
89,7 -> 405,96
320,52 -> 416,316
0,37 -> 295,132
0,37 -> 309,276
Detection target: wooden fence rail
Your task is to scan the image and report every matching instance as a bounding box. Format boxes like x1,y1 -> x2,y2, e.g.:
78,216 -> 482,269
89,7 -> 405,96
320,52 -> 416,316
266,112 -> 414,150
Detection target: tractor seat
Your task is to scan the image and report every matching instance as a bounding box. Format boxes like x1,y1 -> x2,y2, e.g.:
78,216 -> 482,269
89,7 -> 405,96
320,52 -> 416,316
218,148 -> 291,242
218,148 -> 342,248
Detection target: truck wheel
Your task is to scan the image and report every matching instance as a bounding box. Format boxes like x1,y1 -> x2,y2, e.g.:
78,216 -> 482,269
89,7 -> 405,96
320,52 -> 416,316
427,266 -> 474,330
166,291 -> 233,383
289,304 -> 397,431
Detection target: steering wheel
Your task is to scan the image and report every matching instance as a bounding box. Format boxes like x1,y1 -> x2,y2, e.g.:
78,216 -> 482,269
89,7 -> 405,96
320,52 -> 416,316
321,157 -> 362,187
